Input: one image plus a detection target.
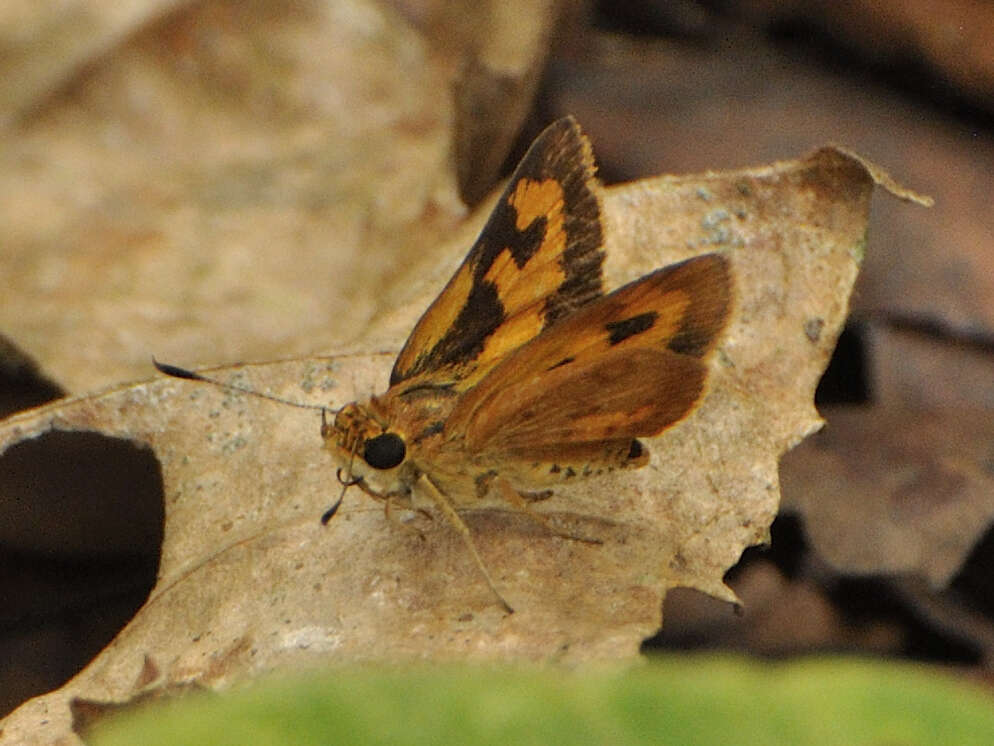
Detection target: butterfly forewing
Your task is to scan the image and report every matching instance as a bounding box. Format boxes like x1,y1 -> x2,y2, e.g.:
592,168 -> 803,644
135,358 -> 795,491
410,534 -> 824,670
390,117 -> 605,391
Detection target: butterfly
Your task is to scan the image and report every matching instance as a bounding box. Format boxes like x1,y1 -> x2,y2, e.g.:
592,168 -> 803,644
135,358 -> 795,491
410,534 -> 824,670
157,117 -> 732,613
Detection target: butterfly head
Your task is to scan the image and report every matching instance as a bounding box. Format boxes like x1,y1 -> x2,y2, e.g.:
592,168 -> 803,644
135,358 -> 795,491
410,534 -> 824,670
321,401 -> 414,498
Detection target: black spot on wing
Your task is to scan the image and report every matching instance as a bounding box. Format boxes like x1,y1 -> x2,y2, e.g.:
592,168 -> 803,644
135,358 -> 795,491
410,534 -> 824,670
501,208 -> 547,270
662,252 -> 733,358
398,382 -> 456,398
458,195 -> 547,284
507,215 -> 546,268
605,312 -> 658,345
394,281 -> 505,384
547,356 -> 575,371
474,470 -> 498,498
667,327 -> 713,357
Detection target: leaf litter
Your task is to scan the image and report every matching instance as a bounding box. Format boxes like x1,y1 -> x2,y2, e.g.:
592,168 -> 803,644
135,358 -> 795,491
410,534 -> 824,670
0,140 -> 928,743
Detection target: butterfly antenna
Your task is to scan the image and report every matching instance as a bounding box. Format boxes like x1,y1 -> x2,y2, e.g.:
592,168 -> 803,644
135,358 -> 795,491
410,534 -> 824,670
321,445 -> 360,524
153,358 -> 329,413
321,480 -> 347,525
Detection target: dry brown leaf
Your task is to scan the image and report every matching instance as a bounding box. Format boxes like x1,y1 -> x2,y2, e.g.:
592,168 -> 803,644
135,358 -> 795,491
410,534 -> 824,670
736,0 -> 994,111
0,146 -> 902,744
547,25 -> 990,663
0,0 -> 558,396
779,319 -> 994,588
869,322 -> 994,412
0,1 -> 183,128
782,317 -> 994,589
781,406 -> 994,587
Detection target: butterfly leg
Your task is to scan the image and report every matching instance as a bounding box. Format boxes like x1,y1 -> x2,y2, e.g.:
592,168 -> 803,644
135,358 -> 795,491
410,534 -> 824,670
495,478 -> 602,545
383,498 -> 431,541
416,474 -> 514,614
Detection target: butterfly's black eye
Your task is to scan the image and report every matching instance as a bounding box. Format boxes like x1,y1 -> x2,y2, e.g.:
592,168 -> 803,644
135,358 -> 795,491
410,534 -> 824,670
363,432 -> 406,470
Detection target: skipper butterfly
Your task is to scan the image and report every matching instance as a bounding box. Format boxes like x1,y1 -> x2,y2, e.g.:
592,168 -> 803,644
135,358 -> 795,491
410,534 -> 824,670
157,117 -> 732,613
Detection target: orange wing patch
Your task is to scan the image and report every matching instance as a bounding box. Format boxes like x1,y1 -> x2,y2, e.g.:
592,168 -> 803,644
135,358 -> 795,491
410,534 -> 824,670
390,118 -> 604,390
396,261 -> 476,374
483,177 -> 567,314
508,178 -> 566,231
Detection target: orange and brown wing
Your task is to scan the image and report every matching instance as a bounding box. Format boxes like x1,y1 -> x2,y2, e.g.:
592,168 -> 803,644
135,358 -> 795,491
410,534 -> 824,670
390,117 -> 604,391
465,346 -> 705,462
448,253 -> 732,459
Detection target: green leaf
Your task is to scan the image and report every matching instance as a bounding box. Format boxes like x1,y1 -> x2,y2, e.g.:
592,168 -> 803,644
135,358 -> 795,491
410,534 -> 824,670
90,655 -> 994,746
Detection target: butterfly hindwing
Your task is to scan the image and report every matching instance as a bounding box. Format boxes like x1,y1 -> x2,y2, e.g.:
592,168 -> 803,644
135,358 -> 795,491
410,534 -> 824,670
390,117 -> 605,390
449,253 -> 732,456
